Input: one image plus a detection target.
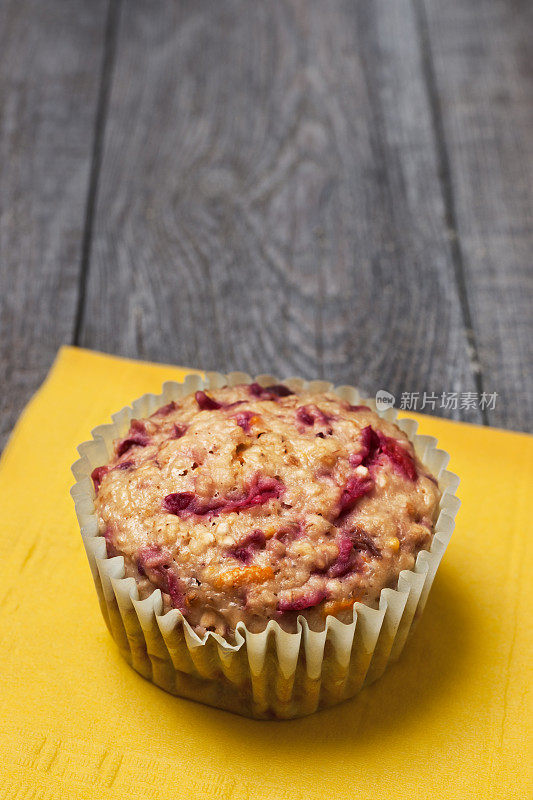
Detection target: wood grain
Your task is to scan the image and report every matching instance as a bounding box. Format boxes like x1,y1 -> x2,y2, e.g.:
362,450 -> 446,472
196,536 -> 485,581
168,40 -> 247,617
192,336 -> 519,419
1,0 -> 531,450
0,0 -> 109,450
79,0 -> 491,426
419,0 -> 533,430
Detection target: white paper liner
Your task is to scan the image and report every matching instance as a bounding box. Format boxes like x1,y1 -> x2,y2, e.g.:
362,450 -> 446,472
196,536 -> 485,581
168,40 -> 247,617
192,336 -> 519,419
71,372 -> 460,719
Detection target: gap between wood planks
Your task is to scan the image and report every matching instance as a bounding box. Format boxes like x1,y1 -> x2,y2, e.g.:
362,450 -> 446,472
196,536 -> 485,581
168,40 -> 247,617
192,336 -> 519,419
411,0 -> 489,426
74,0 -> 123,346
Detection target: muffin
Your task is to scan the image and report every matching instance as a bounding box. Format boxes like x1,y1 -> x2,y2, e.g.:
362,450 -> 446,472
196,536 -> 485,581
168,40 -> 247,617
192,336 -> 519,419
72,372 -> 459,719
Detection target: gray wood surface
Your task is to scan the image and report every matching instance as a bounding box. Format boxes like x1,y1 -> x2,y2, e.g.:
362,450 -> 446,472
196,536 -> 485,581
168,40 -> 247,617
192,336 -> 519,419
420,0 -> 533,431
1,0 -> 531,453
0,0 -> 109,447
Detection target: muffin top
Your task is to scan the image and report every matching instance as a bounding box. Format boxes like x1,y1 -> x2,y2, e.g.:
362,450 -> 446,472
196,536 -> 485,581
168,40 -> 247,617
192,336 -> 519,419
93,382 -> 441,639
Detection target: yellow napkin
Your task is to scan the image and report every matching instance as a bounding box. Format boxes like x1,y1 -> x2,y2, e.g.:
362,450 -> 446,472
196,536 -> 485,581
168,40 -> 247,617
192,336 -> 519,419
0,346 -> 531,799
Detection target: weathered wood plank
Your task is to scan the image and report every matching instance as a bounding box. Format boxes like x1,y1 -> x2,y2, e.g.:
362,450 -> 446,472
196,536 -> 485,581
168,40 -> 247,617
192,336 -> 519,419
418,0 -> 533,431
0,0 -> 109,450
79,0 -> 485,423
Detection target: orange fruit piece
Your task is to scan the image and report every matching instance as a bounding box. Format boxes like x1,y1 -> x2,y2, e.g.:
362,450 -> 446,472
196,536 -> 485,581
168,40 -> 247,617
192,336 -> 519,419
210,565 -> 274,590
323,597 -> 358,616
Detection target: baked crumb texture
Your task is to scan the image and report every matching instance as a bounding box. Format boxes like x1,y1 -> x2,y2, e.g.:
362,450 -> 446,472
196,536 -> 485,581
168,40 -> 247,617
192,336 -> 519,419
93,383 -> 441,640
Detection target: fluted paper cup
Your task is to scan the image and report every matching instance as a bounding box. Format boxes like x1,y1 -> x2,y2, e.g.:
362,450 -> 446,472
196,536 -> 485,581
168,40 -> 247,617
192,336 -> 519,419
71,371 -> 460,719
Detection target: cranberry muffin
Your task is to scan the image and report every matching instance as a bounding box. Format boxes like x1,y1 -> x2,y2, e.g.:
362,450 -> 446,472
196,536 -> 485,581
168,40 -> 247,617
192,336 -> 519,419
92,382 -> 441,641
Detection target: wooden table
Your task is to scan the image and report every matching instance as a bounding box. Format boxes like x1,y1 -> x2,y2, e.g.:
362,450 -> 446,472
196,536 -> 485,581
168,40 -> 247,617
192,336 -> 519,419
1,0 -> 531,452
